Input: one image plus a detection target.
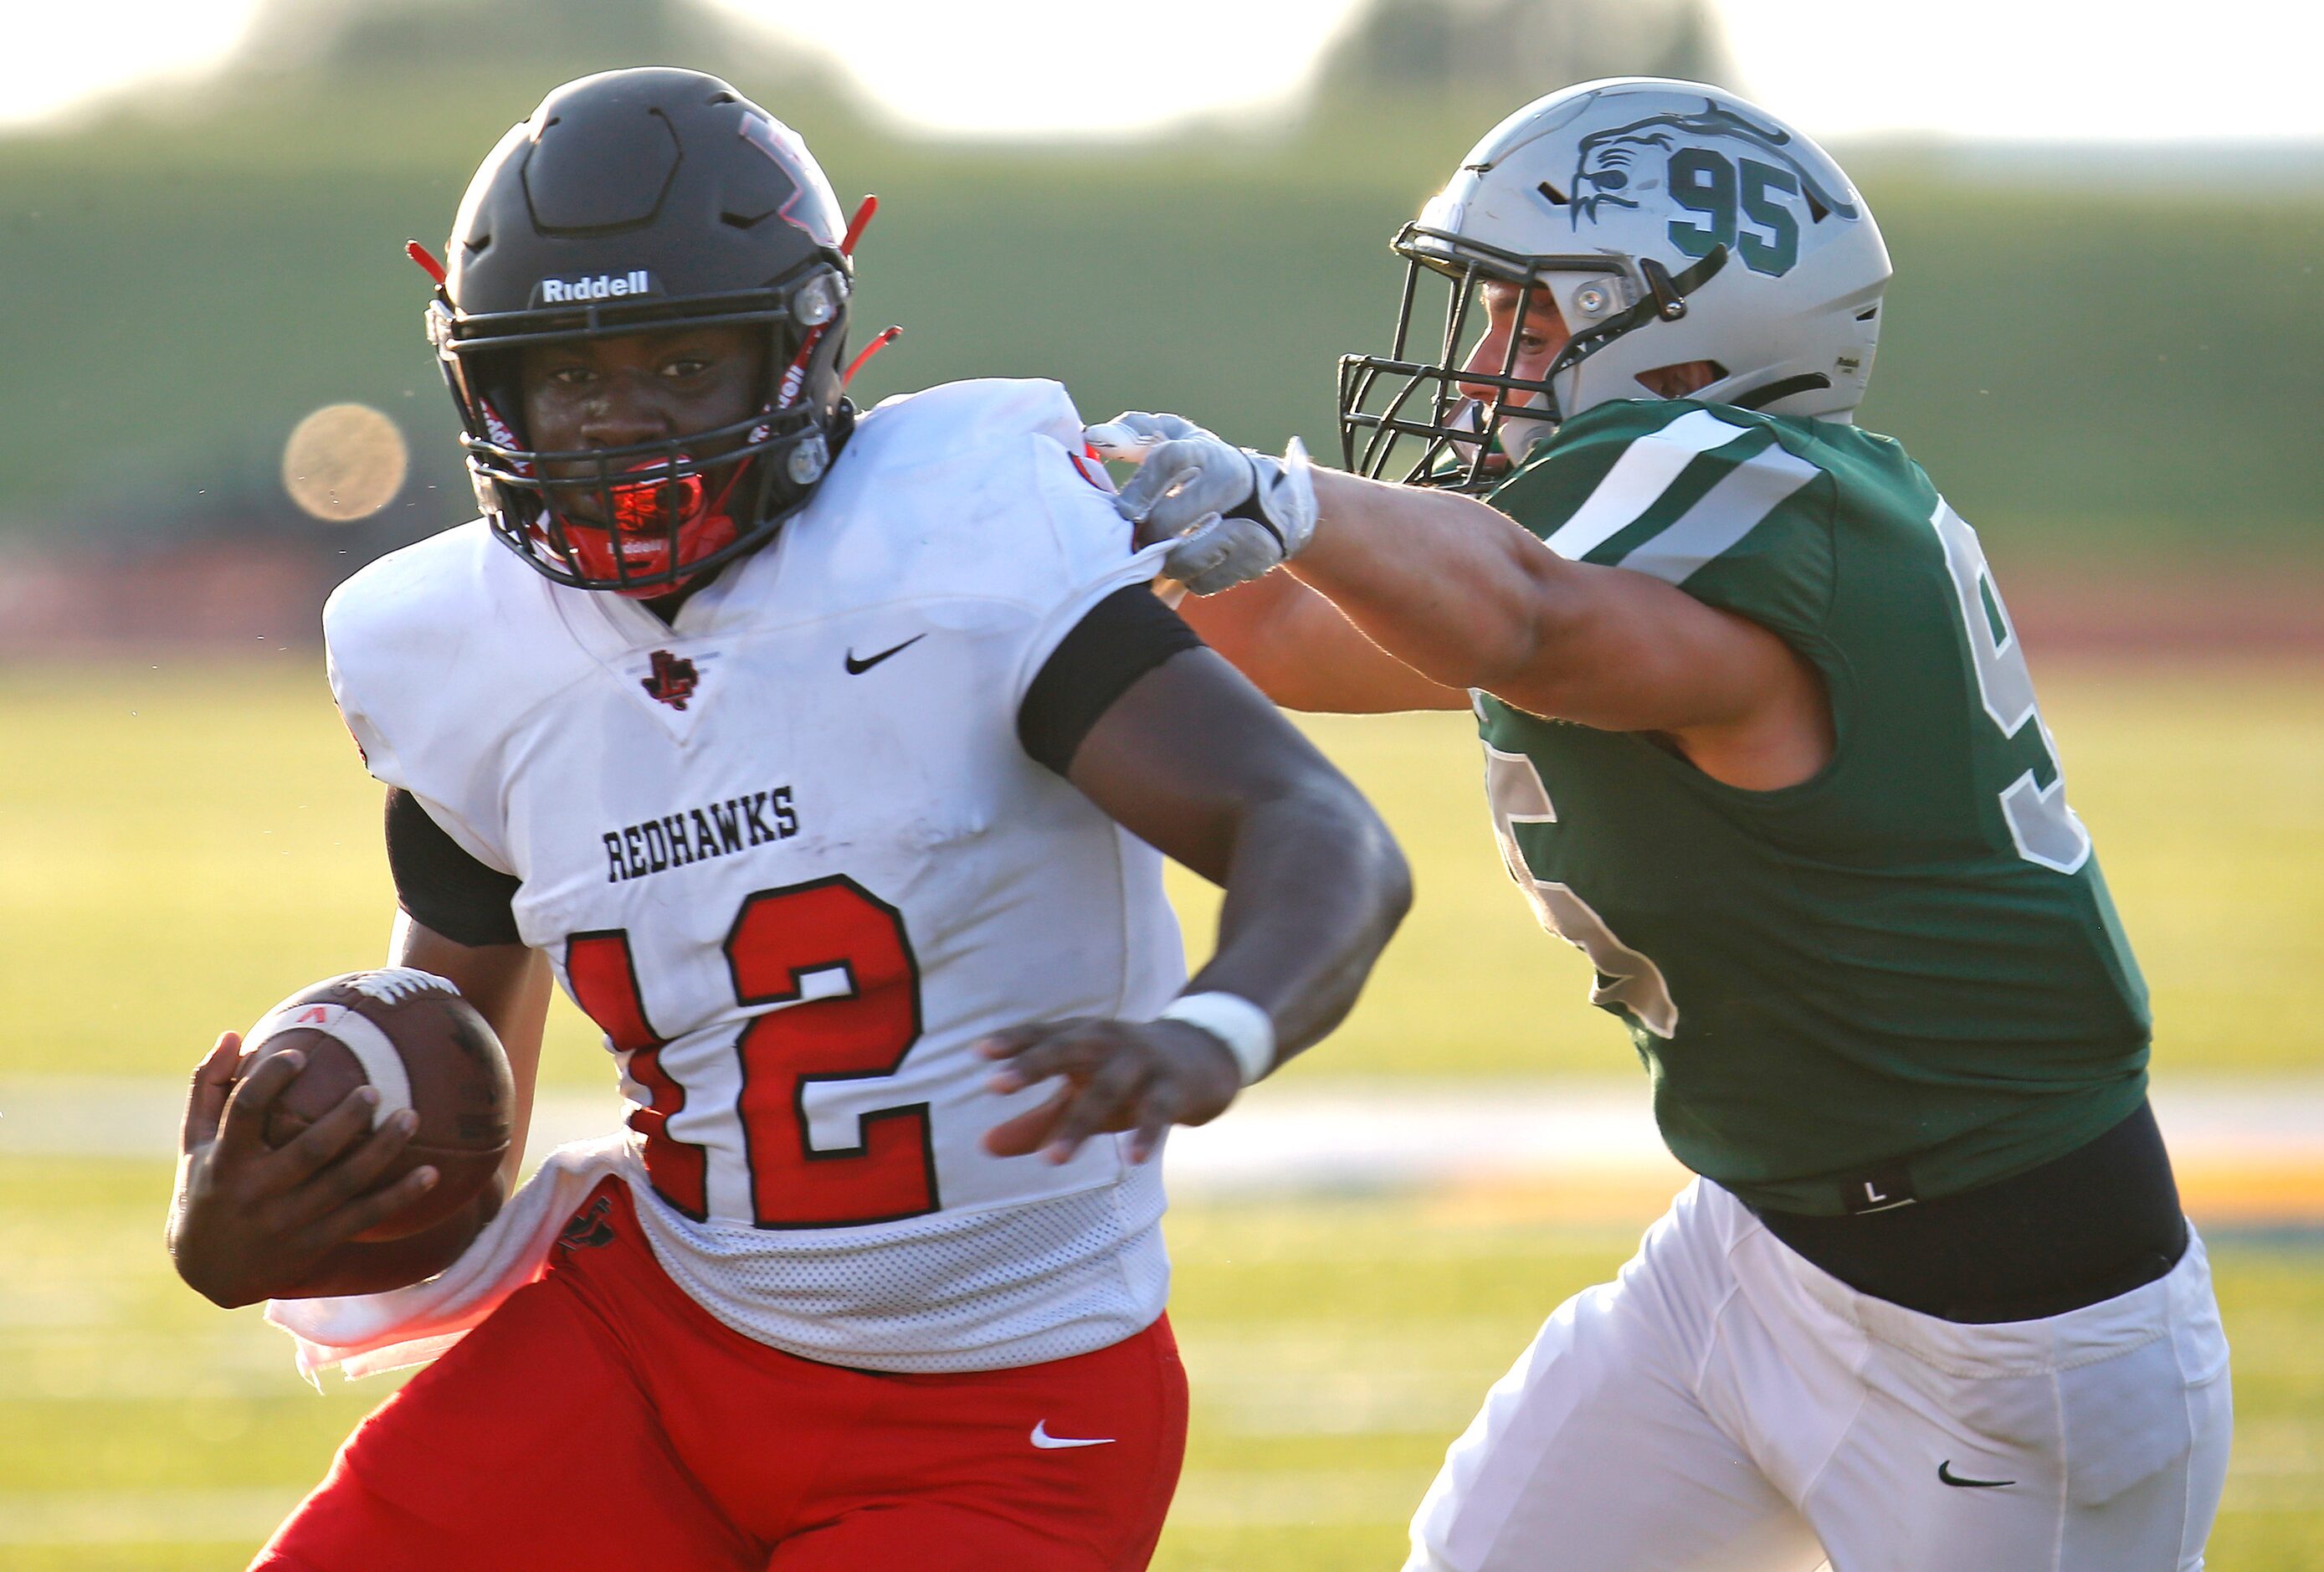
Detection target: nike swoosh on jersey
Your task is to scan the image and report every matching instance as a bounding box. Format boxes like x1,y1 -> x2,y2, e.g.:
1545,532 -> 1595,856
844,634 -> 926,675
1937,1461 -> 2015,1488
1029,1420 -> 1116,1450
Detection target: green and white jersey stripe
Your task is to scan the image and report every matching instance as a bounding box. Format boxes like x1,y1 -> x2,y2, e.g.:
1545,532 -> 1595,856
1541,408 -> 1826,589
1614,442 -> 1821,585
1538,408 -> 1759,560
1477,399 -> 2149,1216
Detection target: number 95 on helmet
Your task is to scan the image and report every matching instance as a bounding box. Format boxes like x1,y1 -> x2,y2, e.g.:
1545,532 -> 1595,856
1339,77 -> 1891,492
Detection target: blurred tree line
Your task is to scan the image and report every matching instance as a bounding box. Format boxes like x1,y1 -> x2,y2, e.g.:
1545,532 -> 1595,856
1319,0 -> 1732,100
232,0 -> 1733,109
2,0 -> 2318,576
239,0 -> 731,69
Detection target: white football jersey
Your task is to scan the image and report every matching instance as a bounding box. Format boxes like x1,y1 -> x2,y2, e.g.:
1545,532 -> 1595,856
325,379 -> 1187,1372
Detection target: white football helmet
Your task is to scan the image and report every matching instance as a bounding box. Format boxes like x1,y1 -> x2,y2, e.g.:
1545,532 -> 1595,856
1338,78 -> 1891,490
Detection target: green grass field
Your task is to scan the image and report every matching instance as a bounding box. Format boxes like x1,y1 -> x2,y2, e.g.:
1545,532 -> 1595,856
3,657 -> 2320,1083
2,657 -> 2321,1566
0,1162 -> 2318,1569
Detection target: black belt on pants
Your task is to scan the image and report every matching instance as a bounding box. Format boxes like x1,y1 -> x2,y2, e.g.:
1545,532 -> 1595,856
1747,1098 -> 2188,1324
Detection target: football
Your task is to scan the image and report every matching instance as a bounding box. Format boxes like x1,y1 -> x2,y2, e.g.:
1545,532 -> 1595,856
240,968 -> 515,1243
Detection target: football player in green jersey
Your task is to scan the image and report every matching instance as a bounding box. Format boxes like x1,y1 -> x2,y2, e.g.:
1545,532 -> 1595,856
1087,79 -> 2229,1572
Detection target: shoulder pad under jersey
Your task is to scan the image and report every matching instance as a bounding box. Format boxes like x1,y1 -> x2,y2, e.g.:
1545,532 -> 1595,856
806,378 -> 1149,609
849,378 -> 1089,472
322,521 -> 581,867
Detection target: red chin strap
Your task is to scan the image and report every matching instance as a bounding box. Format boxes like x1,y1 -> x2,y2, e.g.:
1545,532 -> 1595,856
550,455 -> 752,595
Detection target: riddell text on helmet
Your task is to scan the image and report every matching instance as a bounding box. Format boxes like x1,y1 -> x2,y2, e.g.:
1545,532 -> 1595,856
533,270 -> 658,306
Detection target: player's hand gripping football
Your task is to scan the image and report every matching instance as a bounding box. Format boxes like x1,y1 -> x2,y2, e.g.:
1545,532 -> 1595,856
167,1031 -> 440,1307
1084,412 -> 1316,595
978,1017 -> 1244,1166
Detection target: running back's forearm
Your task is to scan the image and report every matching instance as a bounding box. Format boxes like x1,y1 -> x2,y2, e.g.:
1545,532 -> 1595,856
1065,650 -> 1413,1062
1184,782 -> 1411,1060
392,914 -> 551,1186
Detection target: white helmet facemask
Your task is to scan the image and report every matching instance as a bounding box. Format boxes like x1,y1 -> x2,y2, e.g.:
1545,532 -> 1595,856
1338,79 -> 1892,492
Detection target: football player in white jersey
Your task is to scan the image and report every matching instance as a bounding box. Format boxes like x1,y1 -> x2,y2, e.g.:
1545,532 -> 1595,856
1088,79 -> 2228,1572
165,69 -> 1409,1571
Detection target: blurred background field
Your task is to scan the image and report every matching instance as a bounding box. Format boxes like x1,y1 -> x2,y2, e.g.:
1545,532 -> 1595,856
6,0 -> 2324,618
3,658 -> 2322,1569
5,656 -> 2322,1084
3,0 -> 2321,1565
3,1164 -> 2321,1571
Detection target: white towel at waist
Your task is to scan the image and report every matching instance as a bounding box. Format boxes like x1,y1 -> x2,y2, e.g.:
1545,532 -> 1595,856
265,1135 -> 633,1382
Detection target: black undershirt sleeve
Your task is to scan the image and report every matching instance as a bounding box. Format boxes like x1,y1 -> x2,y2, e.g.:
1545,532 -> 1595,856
1017,585 -> 1206,776
383,787 -> 523,948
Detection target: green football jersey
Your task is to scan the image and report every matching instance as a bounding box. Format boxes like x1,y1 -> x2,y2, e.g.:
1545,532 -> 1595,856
1479,398 -> 2150,1215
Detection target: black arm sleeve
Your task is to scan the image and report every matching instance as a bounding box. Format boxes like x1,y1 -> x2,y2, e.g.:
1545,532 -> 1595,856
383,787 -> 523,948
1017,585 -> 1206,776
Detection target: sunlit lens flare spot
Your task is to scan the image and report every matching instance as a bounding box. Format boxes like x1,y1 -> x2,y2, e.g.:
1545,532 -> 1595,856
282,403 -> 408,522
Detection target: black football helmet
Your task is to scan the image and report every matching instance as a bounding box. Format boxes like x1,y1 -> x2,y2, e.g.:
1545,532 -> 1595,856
425,68 -> 857,594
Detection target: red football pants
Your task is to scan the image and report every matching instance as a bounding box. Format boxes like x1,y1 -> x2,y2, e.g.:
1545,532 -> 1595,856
254,1179 -> 1188,1571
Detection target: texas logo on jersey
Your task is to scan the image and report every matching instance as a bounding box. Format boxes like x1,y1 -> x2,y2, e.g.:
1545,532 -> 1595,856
640,649 -> 699,710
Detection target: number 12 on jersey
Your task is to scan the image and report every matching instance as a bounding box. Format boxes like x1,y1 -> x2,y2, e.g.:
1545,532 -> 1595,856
565,876 -> 940,1230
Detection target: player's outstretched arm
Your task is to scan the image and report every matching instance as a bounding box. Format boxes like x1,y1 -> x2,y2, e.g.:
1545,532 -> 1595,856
1096,415 -> 1829,789
1290,470 -> 1829,788
1169,569 -> 1472,715
982,647 -> 1411,1164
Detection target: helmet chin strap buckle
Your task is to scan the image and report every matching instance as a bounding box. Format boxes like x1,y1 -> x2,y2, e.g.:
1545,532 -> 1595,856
1543,244 -> 1732,388
1641,257 -> 1690,321
786,431 -> 829,485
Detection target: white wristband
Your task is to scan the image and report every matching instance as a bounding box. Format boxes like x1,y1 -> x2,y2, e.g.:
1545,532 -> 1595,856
1155,992 -> 1276,1086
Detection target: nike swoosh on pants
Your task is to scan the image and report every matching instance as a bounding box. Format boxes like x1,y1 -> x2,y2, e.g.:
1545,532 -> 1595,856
1029,1420 -> 1116,1450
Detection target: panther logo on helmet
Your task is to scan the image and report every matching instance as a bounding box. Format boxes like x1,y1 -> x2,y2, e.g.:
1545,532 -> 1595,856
1569,126 -> 1665,221
1570,103 -> 1859,241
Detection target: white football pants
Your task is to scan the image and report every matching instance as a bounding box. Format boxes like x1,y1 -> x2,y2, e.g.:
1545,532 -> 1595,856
1405,1179 -> 2231,1572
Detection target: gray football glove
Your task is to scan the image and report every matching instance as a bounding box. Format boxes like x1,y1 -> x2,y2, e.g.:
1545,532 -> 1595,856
1084,412 -> 1316,596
